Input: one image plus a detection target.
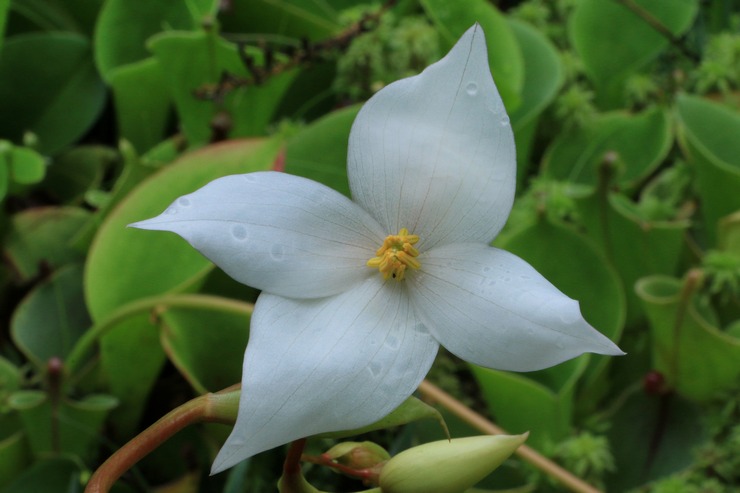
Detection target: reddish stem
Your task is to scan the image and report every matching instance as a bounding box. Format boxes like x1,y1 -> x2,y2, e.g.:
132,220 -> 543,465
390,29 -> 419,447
85,386 -> 240,493
301,453 -> 379,482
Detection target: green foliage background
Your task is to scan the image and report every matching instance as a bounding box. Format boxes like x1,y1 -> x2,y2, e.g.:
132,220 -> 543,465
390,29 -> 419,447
0,0 -> 739,491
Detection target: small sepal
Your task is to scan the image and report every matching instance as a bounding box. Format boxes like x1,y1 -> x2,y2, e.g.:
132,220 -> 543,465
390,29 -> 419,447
325,441 -> 391,469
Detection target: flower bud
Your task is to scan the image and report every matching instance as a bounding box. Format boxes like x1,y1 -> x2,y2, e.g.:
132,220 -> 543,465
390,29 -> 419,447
379,434 -> 528,493
325,441 -> 390,469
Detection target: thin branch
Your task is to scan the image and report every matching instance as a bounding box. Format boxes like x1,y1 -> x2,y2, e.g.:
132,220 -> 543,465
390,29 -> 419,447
84,386 -> 240,493
616,0 -> 700,62
417,380 -> 603,493
195,0 -> 397,100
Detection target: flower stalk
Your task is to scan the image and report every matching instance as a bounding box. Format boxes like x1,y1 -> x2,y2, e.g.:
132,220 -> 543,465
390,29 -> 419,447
84,385 -> 240,493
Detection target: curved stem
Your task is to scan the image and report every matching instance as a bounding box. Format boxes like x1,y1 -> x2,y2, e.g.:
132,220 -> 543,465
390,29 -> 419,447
417,380 -> 602,493
67,294 -> 253,376
84,386 -> 240,493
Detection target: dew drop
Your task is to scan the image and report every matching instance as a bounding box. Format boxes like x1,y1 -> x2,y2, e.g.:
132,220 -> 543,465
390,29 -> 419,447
500,115 -> 510,126
368,361 -> 382,377
178,197 -> 191,207
412,323 -> 426,334
466,81 -> 478,96
242,175 -> 257,183
555,341 -> 565,349
385,335 -> 400,350
482,266 -> 491,273
165,207 -> 178,215
270,244 -> 285,260
232,225 -> 248,240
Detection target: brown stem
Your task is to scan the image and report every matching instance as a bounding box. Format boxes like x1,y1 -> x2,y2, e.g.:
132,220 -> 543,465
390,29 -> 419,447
417,380 -> 602,493
616,0 -> 700,62
195,0 -> 398,100
85,385 -> 240,493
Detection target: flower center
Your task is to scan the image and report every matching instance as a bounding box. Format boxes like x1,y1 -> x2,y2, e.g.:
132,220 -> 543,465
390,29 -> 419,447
367,228 -> 421,281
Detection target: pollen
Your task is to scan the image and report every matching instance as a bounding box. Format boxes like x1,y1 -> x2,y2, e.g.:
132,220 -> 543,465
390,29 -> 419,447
367,228 -> 421,281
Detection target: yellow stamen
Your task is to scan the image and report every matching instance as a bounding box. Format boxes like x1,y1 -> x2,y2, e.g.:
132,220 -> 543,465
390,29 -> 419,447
367,228 -> 421,281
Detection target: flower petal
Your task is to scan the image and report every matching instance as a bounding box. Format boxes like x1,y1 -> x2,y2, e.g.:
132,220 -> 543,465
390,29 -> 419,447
211,277 -> 439,473
409,243 -> 623,372
130,171 -> 385,299
347,24 -> 515,249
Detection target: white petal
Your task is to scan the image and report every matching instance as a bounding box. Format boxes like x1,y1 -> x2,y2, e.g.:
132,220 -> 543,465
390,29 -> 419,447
130,171 -> 385,299
211,277 -> 439,473
409,243 -> 623,372
348,24 -> 515,249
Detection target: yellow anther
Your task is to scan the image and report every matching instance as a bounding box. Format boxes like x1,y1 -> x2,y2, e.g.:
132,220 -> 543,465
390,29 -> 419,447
367,228 -> 421,281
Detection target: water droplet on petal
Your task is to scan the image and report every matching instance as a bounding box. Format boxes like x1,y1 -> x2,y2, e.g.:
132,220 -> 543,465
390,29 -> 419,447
270,244 -> 285,260
368,361 -> 382,377
242,175 -> 257,183
482,266 -> 491,273
178,197 -> 191,207
555,341 -> 565,349
500,115 -> 510,126
385,334 -> 400,350
466,81 -> 478,96
232,225 -> 248,240
412,323 -> 426,334
165,207 -> 177,215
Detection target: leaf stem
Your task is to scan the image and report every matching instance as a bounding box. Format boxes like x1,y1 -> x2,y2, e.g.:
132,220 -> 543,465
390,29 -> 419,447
417,380 -> 602,493
84,385 -> 240,493
66,294 -> 253,377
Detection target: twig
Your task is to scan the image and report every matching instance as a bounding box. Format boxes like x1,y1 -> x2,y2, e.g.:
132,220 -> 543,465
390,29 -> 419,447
195,0 -> 397,100
616,0 -> 700,62
84,386 -> 240,493
417,380 -> 602,493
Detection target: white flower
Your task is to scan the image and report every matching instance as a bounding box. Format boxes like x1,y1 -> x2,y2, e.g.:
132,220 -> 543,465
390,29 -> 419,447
131,24 -> 623,474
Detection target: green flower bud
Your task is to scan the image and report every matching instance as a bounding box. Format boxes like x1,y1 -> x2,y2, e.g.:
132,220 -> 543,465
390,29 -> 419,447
325,441 -> 391,469
379,434 -> 528,493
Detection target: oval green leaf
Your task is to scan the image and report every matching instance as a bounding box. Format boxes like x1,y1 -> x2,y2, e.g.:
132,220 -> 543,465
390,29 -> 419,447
84,138 -> 281,320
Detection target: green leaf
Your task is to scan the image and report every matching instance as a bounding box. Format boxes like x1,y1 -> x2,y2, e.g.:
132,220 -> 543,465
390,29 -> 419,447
100,314 -> 166,438
0,32 -> 106,154
606,391 -> 705,491
149,30 -> 296,146
283,105 -> 360,197
321,396 -> 448,439
677,94 -> 740,244
1,457 -> 80,493
109,58 -> 171,153
507,18 -> 563,190
420,0 -> 524,110
9,390 -> 118,460
8,0 -> 103,35
4,206 -> 89,281
159,297 -> 253,394
0,0 -> 9,51
93,0 -> 218,81
472,359 -> 585,450
636,275 -> 740,401
6,145 -> 45,184
11,265 -> 90,368
0,356 -> 20,398
477,220 -> 625,448
46,145 -> 114,204
571,0 -> 698,106
543,107 -> 672,190
0,414 -> 30,489
576,192 -> 689,328
218,0 -> 343,41
84,138 -> 281,320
